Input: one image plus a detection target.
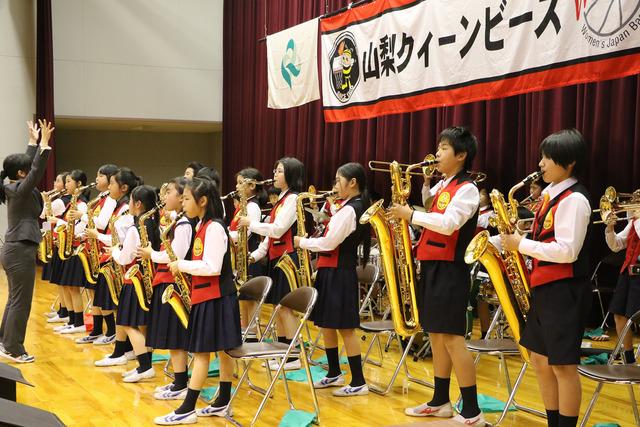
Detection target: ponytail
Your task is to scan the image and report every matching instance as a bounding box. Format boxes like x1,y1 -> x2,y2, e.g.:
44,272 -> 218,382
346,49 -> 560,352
0,153 -> 32,205
337,162 -> 371,266
131,185 -> 161,251
0,172 -> 6,205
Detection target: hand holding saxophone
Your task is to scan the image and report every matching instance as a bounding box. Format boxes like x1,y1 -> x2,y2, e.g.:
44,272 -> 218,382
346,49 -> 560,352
168,260 -> 180,275
84,228 -> 98,239
388,203 -> 413,221
500,230 -> 524,251
67,209 -> 83,221
136,243 -> 152,260
293,234 -> 309,248
236,215 -> 251,228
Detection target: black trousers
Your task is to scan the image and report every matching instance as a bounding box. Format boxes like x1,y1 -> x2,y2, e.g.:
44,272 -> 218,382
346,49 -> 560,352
0,241 -> 38,355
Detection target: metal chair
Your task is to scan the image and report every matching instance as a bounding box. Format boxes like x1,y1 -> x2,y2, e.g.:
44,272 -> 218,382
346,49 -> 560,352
225,287 -> 320,427
579,309 -> 640,427
238,276 -> 273,342
591,252 -> 625,329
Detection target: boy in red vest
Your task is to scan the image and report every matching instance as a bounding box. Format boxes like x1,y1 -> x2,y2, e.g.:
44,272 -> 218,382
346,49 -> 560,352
390,126 -> 484,426
605,208 -> 640,364
500,129 -> 591,427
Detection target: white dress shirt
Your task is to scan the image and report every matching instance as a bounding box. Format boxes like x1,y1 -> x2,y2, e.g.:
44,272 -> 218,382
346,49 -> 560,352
477,206 -> 495,230
250,190 -> 298,262
299,199 -> 356,252
80,196 -> 117,231
97,203 -> 131,247
229,198 -> 261,243
54,201 -> 89,235
411,175 -> 480,235
177,220 -> 227,277
151,217 -> 193,264
605,219 -> 640,253
112,223 -> 139,266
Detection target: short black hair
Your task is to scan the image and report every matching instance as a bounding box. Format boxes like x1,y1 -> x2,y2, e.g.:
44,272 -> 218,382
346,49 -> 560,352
275,157 -> 305,193
98,164 -> 119,181
237,167 -> 268,207
267,187 -> 280,197
540,129 -> 586,176
196,166 -> 221,190
438,126 -> 478,171
186,161 -> 205,174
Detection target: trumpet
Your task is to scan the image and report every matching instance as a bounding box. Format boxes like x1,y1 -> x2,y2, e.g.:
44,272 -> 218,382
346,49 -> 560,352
593,186 -> 640,225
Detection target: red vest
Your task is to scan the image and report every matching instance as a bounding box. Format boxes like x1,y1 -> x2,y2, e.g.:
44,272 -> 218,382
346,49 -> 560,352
152,241 -> 174,286
189,220 -> 233,305
415,176 -> 477,262
475,206 -> 492,235
99,202 -> 128,264
229,206 -> 240,231
267,191 -> 297,260
621,220 -> 640,274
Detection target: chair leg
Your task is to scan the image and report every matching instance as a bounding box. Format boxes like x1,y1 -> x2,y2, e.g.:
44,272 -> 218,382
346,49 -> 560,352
299,341 -> 321,424
402,334 -> 433,389
579,383 -> 603,427
163,358 -> 174,379
361,333 -> 384,367
485,306 -> 503,339
369,334 -> 415,395
628,384 -> 639,425
226,358 -> 255,425
492,362 -> 528,426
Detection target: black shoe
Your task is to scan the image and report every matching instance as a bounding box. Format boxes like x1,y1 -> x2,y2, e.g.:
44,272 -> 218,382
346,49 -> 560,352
0,347 -> 35,363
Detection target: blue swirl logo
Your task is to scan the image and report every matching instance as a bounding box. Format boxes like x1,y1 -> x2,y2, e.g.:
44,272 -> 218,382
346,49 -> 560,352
281,39 -> 301,89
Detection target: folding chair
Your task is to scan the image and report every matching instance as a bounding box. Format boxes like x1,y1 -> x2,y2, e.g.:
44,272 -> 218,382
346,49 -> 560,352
238,276 -> 273,342
225,287 -> 320,427
356,264 -> 381,321
579,309 -> 640,427
591,252 -> 625,329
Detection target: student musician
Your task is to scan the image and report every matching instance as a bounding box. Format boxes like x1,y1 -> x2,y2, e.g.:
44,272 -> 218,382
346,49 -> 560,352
155,177 -> 241,424
605,205 -> 640,364
389,127 -> 484,426
183,161 -> 204,180
76,164 -> 119,344
137,177 -> 192,399
499,129 -> 591,427
111,184 -> 160,383
294,162 -> 371,397
229,168 -> 267,340
0,120 -> 53,363
237,157 -> 305,370
92,168 -> 138,365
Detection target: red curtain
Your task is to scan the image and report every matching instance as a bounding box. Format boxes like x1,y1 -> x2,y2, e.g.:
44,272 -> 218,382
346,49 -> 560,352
223,0 -> 640,261
36,0 -> 56,189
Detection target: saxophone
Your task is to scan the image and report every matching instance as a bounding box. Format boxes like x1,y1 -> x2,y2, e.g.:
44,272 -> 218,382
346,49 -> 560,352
464,171 -> 542,361
38,189 -> 66,263
360,156 -> 436,337
57,183 -> 96,260
77,191 -> 109,284
161,212 -> 192,329
125,202 -> 163,311
99,207 -> 129,306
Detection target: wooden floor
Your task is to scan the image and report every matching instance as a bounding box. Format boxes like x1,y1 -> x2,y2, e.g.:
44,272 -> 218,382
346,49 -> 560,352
0,268 -> 636,426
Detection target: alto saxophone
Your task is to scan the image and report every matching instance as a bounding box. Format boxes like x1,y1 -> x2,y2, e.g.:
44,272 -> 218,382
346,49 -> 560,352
235,181 -> 250,286
125,202 -> 164,311
38,189 -> 66,263
360,155 -> 437,337
464,171 -> 542,361
99,207 -> 129,306
161,212 -> 192,329
57,183 -> 96,260
77,191 -> 109,284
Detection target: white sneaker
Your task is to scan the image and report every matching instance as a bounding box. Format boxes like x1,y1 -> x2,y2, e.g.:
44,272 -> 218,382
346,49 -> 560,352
313,374 -> 345,389
154,387 -> 188,400
47,315 -> 69,324
44,310 -> 58,318
451,412 -> 486,426
94,355 -> 128,367
76,334 -> 103,344
123,367 -> 155,383
60,325 -> 86,334
266,358 -> 301,371
155,383 -> 174,393
154,410 -> 197,425
196,404 -> 232,417
53,323 -> 72,332
332,384 -> 369,397
125,350 -> 136,361
405,401 -> 453,418
122,367 -> 137,377
93,334 -> 116,345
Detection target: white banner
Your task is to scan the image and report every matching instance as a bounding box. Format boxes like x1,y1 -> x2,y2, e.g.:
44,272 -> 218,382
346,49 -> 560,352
320,0 -> 640,122
267,18 -> 320,109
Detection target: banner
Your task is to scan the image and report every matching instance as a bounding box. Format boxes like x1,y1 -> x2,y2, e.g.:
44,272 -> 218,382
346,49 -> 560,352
320,0 -> 640,122
267,18 -> 320,109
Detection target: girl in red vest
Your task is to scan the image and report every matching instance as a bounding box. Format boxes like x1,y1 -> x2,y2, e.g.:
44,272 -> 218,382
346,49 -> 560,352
500,129 -> 591,427
112,184 -> 161,383
53,170 -> 91,335
294,162 -> 371,397
229,168 -> 267,339
605,210 -> 640,364
237,157 -> 305,371
156,177 -> 241,424
390,127 -> 484,426
76,164 -> 119,344
92,168 -> 139,366
138,177 -> 192,399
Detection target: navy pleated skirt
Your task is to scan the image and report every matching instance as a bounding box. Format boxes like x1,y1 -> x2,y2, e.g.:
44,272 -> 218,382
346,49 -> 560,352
186,293 -> 241,353
146,283 -> 188,350
265,251 -> 298,305
41,261 -> 52,281
48,250 -> 65,285
93,270 -> 117,311
59,256 -> 89,288
116,284 -> 149,327
311,267 -> 360,329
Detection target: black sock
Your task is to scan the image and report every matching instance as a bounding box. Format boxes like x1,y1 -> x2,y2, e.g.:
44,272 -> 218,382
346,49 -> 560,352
459,384 -> 481,419
280,337 -> 298,363
558,413 -> 578,427
104,314 -> 116,336
347,354 -> 366,387
74,311 -> 84,327
175,388 -> 200,414
546,409 -> 559,427
90,315 -> 103,336
428,376 -> 451,406
277,336 -> 287,343
624,349 -> 636,364
172,371 -> 188,391
136,352 -> 152,373
325,347 -> 341,378
67,310 -> 75,325
480,331 -> 488,339
212,381 -> 232,407
110,340 -> 126,358
124,337 -> 133,353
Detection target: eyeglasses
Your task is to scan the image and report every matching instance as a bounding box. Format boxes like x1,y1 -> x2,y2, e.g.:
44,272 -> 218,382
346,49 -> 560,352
273,169 -> 284,175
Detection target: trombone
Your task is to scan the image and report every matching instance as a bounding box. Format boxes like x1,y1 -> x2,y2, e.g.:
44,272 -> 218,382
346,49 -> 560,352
368,154 -> 486,184
593,186 -> 640,225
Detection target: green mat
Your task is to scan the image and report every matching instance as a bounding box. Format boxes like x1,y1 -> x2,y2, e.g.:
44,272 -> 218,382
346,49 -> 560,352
188,358 -> 220,378
584,328 -> 608,339
278,409 -> 317,427
581,353 -> 609,365
455,393 -> 516,413
279,365 -> 345,383
313,355 -> 349,365
594,424 -> 621,427
151,353 -> 171,363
